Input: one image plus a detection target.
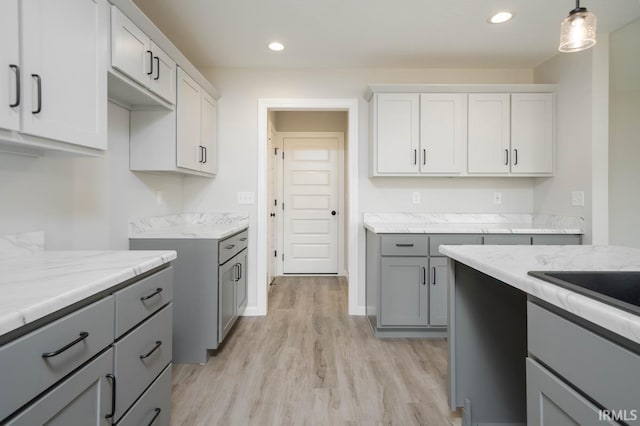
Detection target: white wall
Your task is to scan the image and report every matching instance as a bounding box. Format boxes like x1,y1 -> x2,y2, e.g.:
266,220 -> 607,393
533,52 -> 591,243
610,19 -> 640,248
183,67 -> 535,313
0,102 -> 184,249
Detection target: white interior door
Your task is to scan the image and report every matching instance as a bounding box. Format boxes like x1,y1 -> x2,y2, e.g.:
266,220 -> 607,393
266,119 -> 278,284
283,133 -> 341,274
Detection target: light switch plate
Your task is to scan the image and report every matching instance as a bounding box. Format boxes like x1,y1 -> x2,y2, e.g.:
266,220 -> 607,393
571,191 -> 585,207
237,192 -> 255,205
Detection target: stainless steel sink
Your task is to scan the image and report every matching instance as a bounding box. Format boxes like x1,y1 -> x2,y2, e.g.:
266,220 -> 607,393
528,271 -> 640,316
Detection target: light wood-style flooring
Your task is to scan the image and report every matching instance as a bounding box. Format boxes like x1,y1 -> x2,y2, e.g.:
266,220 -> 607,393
171,276 -> 461,425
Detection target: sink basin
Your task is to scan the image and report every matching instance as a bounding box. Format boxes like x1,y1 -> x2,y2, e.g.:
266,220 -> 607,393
528,271 -> 640,316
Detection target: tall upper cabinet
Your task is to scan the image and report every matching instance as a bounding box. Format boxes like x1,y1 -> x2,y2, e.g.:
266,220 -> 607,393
0,0 -> 108,154
368,85 -> 555,177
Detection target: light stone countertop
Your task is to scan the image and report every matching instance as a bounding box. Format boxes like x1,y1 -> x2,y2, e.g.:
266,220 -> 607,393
0,249 -> 176,338
363,213 -> 583,234
129,212 -> 249,240
440,244 -> 640,344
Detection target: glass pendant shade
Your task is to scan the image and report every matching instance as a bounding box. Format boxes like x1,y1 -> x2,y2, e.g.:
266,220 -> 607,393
559,8 -> 597,52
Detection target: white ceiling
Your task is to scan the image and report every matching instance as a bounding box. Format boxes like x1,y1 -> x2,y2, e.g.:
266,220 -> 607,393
132,0 -> 640,69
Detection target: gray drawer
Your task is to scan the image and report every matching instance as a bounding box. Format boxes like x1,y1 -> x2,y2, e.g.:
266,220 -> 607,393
483,235 -> 531,245
429,235 -> 482,256
237,229 -> 248,252
114,304 -> 172,422
380,235 -> 428,256
528,302 -> 640,420
0,296 -> 114,421
219,235 -> 238,264
117,364 -> 172,426
532,235 -> 581,245
114,267 -> 173,338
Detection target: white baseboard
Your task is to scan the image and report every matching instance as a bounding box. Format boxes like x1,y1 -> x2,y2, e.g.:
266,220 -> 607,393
240,306 -> 265,317
350,305 -> 366,316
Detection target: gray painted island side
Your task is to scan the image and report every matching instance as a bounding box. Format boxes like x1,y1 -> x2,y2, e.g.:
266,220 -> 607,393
130,228 -> 248,364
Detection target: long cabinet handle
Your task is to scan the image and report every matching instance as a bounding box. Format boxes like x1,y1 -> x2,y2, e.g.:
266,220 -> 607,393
154,56 -> 160,80
105,374 -> 116,419
31,74 -> 42,114
504,149 -> 509,166
423,148 -> 426,165
139,340 -> 162,359
42,332 -> 89,358
238,262 -> 242,280
513,149 -> 518,166
395,243 -> 414,247
422,267 -> 426,285
146,50 -> 153,75
203,146 -> 207,164
147,408 -> 162,425
9,65 -> 20,107
413,149 -> 417,165
140,287 -> 163,301
432,267 -> 436,285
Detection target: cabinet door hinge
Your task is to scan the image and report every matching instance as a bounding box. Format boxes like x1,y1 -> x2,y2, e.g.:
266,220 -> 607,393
282,253 -> 284,261
274,147 -> 278,155
282,202 -> 284,210
282,151 -> 285,159
274,250 -> 277,258
274,199 -> 277,206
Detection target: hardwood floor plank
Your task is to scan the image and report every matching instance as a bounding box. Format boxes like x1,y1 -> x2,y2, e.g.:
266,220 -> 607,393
171,276 -> 461,425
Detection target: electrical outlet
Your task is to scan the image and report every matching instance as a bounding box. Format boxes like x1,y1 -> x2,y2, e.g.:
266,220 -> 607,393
412,192 -> 421,204
237,192 -> 255,205
571,191 -> 585,207
493,192 -> 502,205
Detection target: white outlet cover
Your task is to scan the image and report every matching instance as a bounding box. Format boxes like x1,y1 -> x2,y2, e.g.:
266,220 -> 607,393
237,192 -> 255,205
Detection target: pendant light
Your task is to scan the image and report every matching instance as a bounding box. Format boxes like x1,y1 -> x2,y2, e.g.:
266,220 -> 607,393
558,0 -> 597,52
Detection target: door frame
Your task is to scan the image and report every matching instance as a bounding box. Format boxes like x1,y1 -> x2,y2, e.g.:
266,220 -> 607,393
257,99 -> 359,316
276,131 -> 345,276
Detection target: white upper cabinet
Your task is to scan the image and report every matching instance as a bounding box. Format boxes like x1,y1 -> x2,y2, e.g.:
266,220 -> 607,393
176,68 -> 203,172
374,93 -> 419,175
0,0 -> 20,132
419,94 -> 467,174
110,6 -> 176,105
467,94 -> 511,174
130,67 -> 217,177
200,91 -> 218,175
0,0 -> 107,153
510,93 -> 553,174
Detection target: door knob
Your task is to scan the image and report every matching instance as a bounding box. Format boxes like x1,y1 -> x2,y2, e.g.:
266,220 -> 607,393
331,211 -> 337,216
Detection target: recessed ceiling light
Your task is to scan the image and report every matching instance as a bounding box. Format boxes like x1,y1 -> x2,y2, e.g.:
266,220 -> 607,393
268,42 -> 285,51
489,11 -> 513,24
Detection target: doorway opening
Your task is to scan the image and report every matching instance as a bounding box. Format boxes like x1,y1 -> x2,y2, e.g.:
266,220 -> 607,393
257,99 -> 359,316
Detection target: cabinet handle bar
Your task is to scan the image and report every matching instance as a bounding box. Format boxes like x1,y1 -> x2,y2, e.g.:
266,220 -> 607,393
31,74 -> 42,114
140,288 -> 163,301
105,374 -> 116,419
9,65 -> 20,107
147,408 -> 162,425
42,331 -> 89,358
139,340 -> 162,359
395,243 -> 414,247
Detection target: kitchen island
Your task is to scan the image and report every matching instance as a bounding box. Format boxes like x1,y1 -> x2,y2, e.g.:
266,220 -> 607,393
442,244 -> 640,426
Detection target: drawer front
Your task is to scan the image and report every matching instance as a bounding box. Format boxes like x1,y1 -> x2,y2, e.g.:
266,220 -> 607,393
429,235 -> 482,256
531,235 -> 582,245
114,304 -> 172,422
114,267 -> 173,338
219,235 -> 238,264
483,235 -> 531,245
380,235 -> 428,256
237,230 -> 248,252
0,297 -> 114,421
6,349 -> 113,426
528,302 -> 640,419
118,364 -> 172,426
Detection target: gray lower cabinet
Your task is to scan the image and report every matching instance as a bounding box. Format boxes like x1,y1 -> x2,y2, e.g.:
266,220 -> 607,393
380,257 -> 429,326
428,257 -> 448,326
6,349 -> 113,426
527,302 -> 640,425
366,230 -> 582,338
130,228 -> 248,363
0,265 -> 173,425
526,358 -> 616,426
117,364 -> 172,426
